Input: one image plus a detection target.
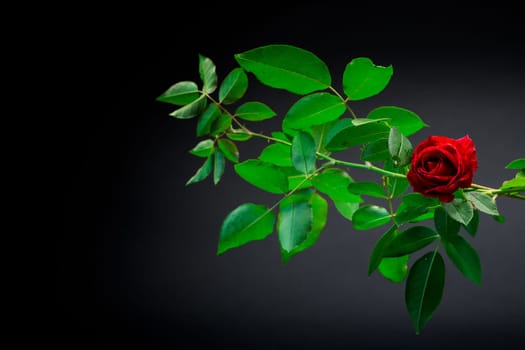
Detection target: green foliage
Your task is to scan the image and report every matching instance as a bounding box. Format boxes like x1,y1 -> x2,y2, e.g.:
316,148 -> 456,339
383,226 -> 439,257
156,81 -> 200,105
186,156 -> 213,185
434,207 -> 461,240
170,95 -> 207,119
342,57 -> 393,100
199,54 -> 217,94
326,122 -> 390,152
405,250 -> 445,335
234,160 -> 289,194
367,106 -> 427,136
235,44 -> 331,94
283,92 -> 345,130
311,168 -> 362,203
217,203 -> 275,255
156,44 -> 522,335
235,101 -> 276,121
388,126 -> 413,168
291,132 -> 317,174
378,255 -> 409,283
395,193 -> 438,226
197,104 -> 222,137
278,189 -> 328,263
443,235 -> 482,285
442,198 -> 474,226
368,225 -> 397,276
504,158 -> 525,169
259,143 -> 293,167
352,205 -> 391,230
219,67 -> 248,104
464,191 -> 499,216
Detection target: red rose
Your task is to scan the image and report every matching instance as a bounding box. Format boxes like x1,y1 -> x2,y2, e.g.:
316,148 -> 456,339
407,135 -> 478,203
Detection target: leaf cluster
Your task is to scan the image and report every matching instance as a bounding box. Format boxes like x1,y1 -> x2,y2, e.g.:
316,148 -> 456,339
156,44 -> 524,334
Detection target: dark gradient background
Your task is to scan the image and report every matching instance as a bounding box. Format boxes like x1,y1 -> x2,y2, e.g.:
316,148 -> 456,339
59,2 -> 524,349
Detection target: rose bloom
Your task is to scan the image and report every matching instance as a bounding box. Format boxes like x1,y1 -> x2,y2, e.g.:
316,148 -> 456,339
407,135 -> 478,203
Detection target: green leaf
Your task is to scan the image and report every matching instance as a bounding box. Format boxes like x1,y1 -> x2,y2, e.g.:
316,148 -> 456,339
409,211 -> 437,223
209,113 -> 232,137
442,198 -> 474,226
351,117 -> 390,126
500,176 -> 525,191
258,143 -> 293,167
367,106 -> 427,136
284,167 -> 313,191
213,150 -> 225,185
217,203 -> 275,255
388,126 -> 413,167
493,214 -> 506,223
156,81 -> 200,105
169,95 -> 207,119
395,193 -> 438,226
333,200 -> 360,221
383,226 -> 439,257
283,92 -> 346,130
505,158 -> 525,169
361,138 -> 390,162
291,131 -> 316,174
405,251 -> 445,335
234,44 -> 331,94
311,168 -> 362,203
463,209 -> 479,237
347,181 -> 386,199
444,235 -> 482,285
388,176 -> 410,198
197,104 -> 221,137
277,190 -> 313,253
434,206 -> 461,240
217,138 -> 239,163
352,205 -> 391,230
189,139 -> 215,158
310,121 -> 338,154
219,67 -> 248,104
280,190 -> 328,263
325,122 -> 390,152
323,118 -> 353,146
227,129 -> 252,141
464,191 -> 499,216
234,159 -> 289,194
342,57 -> 393,101
271,131 -> 292,142
379,255 -> 409,283
186,156 -> 213,185
235,101 -> 277,121
199,54 -> 217,94
368,225 -> 398,276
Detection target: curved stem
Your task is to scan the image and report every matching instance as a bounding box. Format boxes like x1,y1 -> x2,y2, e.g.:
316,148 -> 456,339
329,86 -> 358,119
318,154 -> 407,178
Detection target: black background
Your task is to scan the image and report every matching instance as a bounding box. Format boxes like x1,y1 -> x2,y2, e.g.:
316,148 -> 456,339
59,2 -> 525,349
